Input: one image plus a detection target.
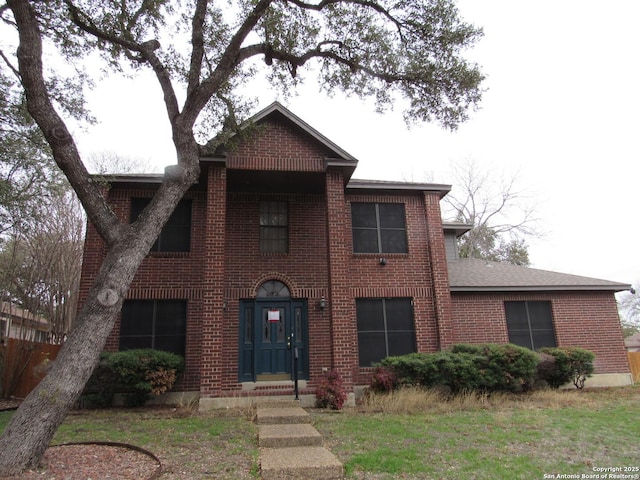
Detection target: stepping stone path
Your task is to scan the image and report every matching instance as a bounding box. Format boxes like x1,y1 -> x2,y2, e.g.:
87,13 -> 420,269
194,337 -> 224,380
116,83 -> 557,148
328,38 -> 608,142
257,405 -> 344,479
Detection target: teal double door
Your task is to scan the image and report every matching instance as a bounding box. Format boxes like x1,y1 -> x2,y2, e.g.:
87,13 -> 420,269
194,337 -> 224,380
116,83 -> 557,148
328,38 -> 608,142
239,300 -> 308,382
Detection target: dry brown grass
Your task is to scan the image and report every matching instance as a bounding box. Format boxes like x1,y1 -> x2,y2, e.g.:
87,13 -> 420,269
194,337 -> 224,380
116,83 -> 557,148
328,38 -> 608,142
357,386 -> 605,414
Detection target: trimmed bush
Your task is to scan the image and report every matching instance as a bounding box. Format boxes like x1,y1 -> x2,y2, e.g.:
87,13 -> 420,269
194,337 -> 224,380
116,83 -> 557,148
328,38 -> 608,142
537,347 -> 595,389
315,369 -> 347,410
451,344 -> 539,391
381,343 -> 539,393
83,349 -> 185,407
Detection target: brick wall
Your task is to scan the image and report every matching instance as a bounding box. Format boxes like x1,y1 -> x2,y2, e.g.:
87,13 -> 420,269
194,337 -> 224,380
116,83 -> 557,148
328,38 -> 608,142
451,291 -> 631,374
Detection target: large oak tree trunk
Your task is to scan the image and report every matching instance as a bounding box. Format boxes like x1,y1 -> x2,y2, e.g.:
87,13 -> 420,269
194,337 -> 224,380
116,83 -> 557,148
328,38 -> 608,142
0,241 -> 151,473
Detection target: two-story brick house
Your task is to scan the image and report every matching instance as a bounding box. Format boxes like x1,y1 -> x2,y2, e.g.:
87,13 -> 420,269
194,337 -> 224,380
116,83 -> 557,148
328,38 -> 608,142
78,102 -> 632,408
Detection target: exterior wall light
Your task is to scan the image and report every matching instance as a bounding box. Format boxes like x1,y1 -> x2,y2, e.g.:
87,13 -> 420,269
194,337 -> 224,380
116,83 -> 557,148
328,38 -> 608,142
319,296 -> 326,310
379,257 -> 387,266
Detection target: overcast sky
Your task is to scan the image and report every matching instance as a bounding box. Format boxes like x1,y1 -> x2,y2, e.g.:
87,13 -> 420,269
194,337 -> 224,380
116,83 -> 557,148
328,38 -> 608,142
68,1 -> 639,286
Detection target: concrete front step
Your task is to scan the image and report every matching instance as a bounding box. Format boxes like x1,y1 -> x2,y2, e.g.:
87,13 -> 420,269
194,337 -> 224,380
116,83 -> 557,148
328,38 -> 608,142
256,406 -> 311,425
258,423 -> 323,447
260,446 -> 344,480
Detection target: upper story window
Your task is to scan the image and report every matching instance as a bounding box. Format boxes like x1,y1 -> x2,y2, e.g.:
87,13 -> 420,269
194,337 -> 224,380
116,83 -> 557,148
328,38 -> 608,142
260,201 -> 288,253
130,198 -> 192,252
505,301 -> 557,350
351,203 -> 408,254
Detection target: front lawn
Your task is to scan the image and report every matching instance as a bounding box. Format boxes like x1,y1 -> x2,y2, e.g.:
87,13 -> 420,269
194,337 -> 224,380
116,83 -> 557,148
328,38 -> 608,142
312,386 -> 640,479
1,386 -> 638,479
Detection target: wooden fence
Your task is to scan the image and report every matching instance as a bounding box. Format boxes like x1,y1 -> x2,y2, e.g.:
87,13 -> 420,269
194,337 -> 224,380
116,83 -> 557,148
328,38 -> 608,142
628,352 -> 640,384
1,339 -> 62,399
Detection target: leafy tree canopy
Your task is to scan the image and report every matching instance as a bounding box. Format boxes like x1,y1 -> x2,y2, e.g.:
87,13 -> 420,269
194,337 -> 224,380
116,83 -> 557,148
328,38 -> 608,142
0,0 -> 485,474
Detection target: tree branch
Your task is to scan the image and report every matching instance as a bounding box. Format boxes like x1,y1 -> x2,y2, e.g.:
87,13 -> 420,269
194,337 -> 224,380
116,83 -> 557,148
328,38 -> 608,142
64,1 -> 181,139
180,0 -> 274,127
7,0 -> 123,245
187,0 -> 208,95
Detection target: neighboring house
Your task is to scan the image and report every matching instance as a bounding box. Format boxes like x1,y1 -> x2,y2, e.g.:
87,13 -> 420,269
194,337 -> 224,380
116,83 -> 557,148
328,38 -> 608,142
625,333 -> 640,352
0,302 -> 51,344
78,102 -> 633,408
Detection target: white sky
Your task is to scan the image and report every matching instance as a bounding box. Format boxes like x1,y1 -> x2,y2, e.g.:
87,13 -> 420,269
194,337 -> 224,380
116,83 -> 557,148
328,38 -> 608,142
66,1 -> 640,286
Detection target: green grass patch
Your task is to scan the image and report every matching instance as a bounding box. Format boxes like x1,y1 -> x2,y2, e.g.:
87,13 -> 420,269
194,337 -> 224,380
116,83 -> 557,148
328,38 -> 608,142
313,386 -> 640,479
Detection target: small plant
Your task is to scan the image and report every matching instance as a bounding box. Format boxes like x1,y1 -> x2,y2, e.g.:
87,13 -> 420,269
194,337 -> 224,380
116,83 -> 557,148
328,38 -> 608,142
538,347 -> 595,389
315,369 -> 347,410
369,366 -> 398,393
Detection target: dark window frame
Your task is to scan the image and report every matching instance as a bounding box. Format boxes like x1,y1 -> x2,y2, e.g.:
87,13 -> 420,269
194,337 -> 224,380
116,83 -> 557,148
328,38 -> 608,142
130,198 -> 192,253
504,300 -> 557,350
351,202 -> 408,254
119,299 -> 187,356
259,200 -> 289,253
356,298 -> 416,367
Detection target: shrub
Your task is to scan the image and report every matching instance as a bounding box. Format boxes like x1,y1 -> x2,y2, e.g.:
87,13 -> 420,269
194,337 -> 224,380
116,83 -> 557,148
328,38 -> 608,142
369,366 -> 398,393
315,369 -> 347,410
381,343 -> 539,393
81,353 -> 118,408
538,347 -> 595,389
380,353 -> 438,386
97,349 -> 184,407
451,344 -> 539,391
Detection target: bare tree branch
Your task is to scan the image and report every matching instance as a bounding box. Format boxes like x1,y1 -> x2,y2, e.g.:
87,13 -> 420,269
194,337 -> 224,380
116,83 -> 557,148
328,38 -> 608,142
8,0 -> 123,246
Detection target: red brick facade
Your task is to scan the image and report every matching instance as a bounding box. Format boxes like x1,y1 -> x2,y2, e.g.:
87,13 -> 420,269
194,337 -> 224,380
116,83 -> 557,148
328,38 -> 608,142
78,104 -> 631,403
451,291 -> 629,374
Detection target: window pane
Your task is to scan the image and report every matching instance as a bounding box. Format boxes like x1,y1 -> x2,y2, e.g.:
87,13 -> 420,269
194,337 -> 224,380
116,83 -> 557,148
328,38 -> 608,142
507,331 -> 533,350
119,336 -> 153,351
154,335 -> 185,356
353,229 -> 379,253
505,302 -> 529,330
260,201 -> 287,226
378,204 -> 405,228
356,299 -> 385,331
351,203 -> 377,228
357,332 -> 387,367
387,331 -> 416,357
120,301 -> 154,336
380,229 -> 408,253
385,298 -> 413,331
167,200 -> 192,226
531,331 -> 556,350
155,301 -> 187,336
527,302 -> 553,330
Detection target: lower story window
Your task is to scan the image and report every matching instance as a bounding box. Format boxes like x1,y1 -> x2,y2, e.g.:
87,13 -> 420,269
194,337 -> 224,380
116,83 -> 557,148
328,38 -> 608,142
120,300 -> 187,356
356,298 -> 416,367
505,300 -> 556,350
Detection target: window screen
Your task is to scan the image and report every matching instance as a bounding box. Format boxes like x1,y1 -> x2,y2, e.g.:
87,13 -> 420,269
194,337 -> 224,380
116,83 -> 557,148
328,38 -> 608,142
130,198 -> 192,252
356,298 -> 415,367
505,301 -> 556,350
120,300 -> 187,356
260,201 -> 288,253
351,203 -> 407,253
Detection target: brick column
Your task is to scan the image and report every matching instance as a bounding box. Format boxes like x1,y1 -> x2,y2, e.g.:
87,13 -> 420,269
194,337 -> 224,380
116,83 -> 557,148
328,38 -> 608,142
424,192 -> 455,349
200,164 -> 227,397
325,169 -> 357,392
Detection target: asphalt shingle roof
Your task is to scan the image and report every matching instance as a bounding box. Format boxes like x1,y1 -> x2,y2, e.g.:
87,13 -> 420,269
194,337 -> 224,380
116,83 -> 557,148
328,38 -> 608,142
448,258 -> 630,292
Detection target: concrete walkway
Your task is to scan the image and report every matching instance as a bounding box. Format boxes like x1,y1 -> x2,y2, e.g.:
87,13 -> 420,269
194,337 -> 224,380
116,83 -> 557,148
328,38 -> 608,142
257,405 -> 343,479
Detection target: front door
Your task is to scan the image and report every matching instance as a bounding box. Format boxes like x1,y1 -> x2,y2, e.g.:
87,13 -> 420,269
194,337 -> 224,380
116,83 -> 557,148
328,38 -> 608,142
239,300 -> 307,382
